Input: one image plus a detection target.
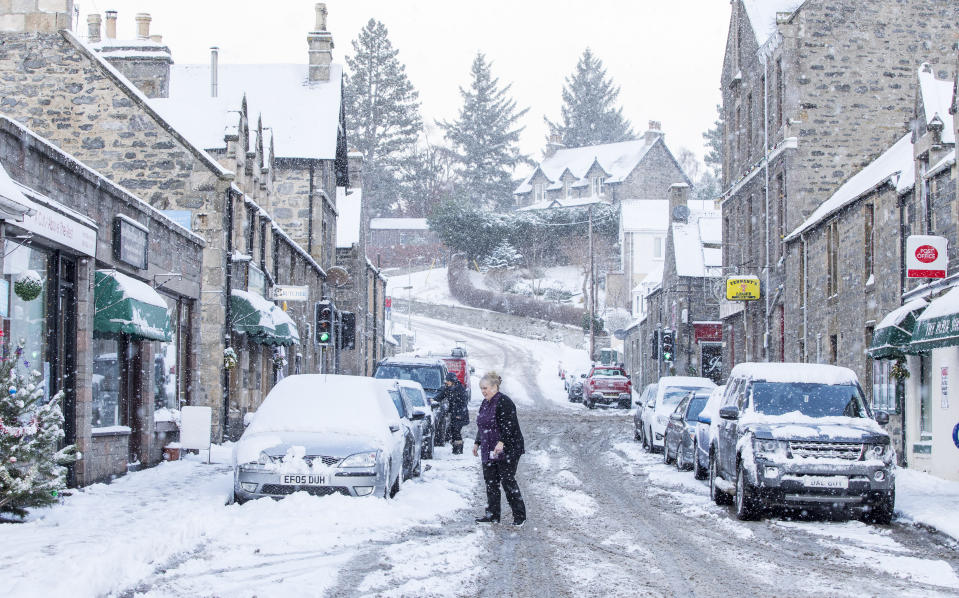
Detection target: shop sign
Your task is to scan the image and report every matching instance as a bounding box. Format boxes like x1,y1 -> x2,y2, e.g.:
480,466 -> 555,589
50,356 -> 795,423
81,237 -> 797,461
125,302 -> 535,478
114,215 -> 148,269
726,276 -> 761,301
248,264 -> 266,297
694,322 -> 723,342
907,235 -> 947,278
17,195 -> 97,257
271,285 -> 309,302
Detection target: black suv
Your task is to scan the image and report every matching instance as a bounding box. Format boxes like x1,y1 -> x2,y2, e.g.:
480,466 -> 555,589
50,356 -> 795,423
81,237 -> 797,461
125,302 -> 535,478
374,357 -> 451,446
709,363 -> 895,523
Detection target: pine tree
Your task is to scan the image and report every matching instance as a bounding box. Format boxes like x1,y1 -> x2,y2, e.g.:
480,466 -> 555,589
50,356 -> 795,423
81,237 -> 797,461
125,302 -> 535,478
439,53 -> 530,211
703,104 -> 725,176
396,135 -> 456,217
344,19 -> 423,216
0,343 -> 76,518
546,48 -> 634,149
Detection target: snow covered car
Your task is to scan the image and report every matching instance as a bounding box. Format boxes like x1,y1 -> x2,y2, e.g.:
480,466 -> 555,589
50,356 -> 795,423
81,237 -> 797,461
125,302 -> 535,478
633,383 -> 657,442
663,388 -> 711,471
374,357 -> 451,446
381,381 -> 424,481
708,363 -> 895,523
583,365 -> 632,409
233,375 -> 406,502
693,385 -> 726,480
566,371 -> 586,402
396,380 -> 436,459
642,376 -> 716,452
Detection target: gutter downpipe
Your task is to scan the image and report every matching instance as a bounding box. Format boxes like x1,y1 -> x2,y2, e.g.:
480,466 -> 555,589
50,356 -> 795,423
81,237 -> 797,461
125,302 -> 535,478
762,53 -> 772,361
222,186 -> 234,442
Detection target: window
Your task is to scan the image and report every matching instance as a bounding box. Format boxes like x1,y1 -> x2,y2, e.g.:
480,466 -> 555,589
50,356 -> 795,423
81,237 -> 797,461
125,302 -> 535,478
864,203 -> 874,283
653,236 -> 663,259
591,177 -> 605,197
799,239 -> 806,308
871,360 -> 896,412
827,221 -> 839,296
563,179 -> 570,200
735,106 -> 742,168
746,93 -> 753,158
534,183 -> 546,202
920,355 -> 932,439
776,58 -> 784,128
829,334 -> 838,365
777,172 -> 786,257
745,196 -> 753,265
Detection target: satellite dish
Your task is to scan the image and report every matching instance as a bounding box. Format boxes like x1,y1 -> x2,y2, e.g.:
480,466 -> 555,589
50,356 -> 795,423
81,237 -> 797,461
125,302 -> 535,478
672,205 -> 690,222
327,266 -> 350,288
613,328 -> 627,340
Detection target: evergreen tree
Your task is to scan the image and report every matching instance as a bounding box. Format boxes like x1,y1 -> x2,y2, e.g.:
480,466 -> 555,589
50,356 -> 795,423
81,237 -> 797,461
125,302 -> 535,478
0,343 -> 77,518
397,135 -> 456,218
546,48 -> 634,149
703,104 -> 724,176
439,53 -> 529,211
344,19 -> 423,216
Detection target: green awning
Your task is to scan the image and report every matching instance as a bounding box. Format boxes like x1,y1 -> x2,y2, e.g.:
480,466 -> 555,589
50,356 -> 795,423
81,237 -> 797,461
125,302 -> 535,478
269,304 -> 300,346
94,270 -> 172,342
867,299 -> 927,359
230,289 -> 277,342
908,286 -> 959,353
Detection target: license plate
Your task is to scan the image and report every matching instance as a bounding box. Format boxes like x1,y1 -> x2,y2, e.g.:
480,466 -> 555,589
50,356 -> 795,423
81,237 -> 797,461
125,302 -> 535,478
803,476 -> 848,489
280,474 -> 326,485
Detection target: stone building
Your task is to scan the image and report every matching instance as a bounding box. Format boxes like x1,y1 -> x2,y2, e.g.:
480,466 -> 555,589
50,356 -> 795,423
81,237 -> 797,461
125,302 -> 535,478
624,186 -> 723,388
718,0 -> 959,375
0,115 -> 204,486
0,2 -> 338,441
367,218 -> 446,270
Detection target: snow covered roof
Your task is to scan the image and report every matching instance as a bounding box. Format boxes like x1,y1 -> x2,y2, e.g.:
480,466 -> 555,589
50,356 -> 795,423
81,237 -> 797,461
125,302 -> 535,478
917,285 -> 959,323
639,264 -> 664,297
729,362 -> 859,385
514,137 -> 660,195
152,63 -> 343,160
621,200 -> 669,232
672,211 -> 723,278
0,159 -> 31,218
785,133 -> 914,241
517,195 -> 606,212
370,218 -> 429,231
918,64 -> 956,146
742,0 -> 804,47
335,187 -> 362,249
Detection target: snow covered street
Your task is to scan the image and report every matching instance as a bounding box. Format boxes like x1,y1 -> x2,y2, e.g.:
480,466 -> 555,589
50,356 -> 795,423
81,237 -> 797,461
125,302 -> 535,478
3,316 -> 959,597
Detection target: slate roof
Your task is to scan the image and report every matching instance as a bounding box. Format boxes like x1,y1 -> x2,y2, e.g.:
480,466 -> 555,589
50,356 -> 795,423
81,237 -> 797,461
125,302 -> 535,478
672,211 -> 722,278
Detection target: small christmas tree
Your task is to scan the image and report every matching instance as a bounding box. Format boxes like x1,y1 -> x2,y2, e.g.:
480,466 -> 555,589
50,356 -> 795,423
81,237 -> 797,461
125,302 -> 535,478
0,342 -> 77,518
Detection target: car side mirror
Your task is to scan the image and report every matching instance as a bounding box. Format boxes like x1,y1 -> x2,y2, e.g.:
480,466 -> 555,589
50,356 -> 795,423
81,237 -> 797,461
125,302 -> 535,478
646,400 -> 655,408
580,373 -> 586,378
669,412 -> 683,421
470,367 -> 475,373
430,400 -> 440,408
411,412 -> 425,421
874,410 -> 889,425
719,406 -> 740,420
389,424 -> 400,433
698,415 -> 711,425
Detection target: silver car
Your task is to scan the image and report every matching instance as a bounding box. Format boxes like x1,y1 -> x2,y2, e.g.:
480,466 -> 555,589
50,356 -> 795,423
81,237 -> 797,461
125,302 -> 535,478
396,380 -> 435,459
382,381 -> 424,480
233,374 -> 406,502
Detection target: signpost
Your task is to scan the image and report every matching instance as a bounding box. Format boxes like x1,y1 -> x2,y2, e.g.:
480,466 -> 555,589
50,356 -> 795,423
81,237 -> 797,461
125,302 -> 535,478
907,235 -> 948,278
726,276 -> 761,301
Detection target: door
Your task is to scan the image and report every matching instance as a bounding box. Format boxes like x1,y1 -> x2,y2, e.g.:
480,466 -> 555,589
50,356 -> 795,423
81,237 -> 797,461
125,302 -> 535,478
120,337 -> 144,464
701,343 -> 723,385
48,254 -> 77,484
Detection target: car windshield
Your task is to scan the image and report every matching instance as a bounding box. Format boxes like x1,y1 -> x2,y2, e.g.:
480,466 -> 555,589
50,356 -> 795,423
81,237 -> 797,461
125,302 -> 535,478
592,368 -> 624,377
750,382 -> 868,418
663,386 -> 703,407
400,386 -> 427,408
685,397 -> 708,421
375,365 -> 443,391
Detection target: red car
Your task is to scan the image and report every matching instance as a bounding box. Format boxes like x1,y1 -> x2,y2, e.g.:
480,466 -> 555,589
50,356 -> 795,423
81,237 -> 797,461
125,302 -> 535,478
583,365 -> 632,410
442,347 -> 474,399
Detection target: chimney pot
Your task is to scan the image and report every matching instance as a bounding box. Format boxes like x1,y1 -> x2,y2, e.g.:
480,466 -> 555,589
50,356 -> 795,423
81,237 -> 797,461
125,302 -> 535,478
210,46 -> 219,98
105,10 -> 117,39
649,120 -> 662,131
87,13 -> 102,43
135,13 -> 151,40
307,4 -> 334,82
315,3 -> 328,31
150,34 -> 162,43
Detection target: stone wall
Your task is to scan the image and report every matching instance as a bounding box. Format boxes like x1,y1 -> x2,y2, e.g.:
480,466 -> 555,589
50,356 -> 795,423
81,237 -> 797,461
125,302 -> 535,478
614,140 -> 690,201
88,432 -> 130,482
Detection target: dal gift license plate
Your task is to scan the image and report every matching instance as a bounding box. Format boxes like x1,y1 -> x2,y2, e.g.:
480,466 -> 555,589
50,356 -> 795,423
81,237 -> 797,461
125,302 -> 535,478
281,474 -> 326,485
803,476 -> 848,489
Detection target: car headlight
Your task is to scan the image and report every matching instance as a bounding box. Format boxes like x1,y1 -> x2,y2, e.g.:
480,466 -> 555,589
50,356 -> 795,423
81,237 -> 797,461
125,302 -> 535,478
258,451 -> 276,465
339,451 -> 378,468
866,444 -> 891,462
752,438 -> 787,458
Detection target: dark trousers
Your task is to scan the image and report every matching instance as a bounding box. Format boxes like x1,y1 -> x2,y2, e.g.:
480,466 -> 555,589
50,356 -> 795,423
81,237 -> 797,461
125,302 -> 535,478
482,456 -> 526,521
449,424 -> 464,444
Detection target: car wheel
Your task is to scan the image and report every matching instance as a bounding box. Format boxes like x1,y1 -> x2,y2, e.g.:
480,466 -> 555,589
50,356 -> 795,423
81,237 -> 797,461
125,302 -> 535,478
676,446 -> 686,471
390,472 -> 401,498
693,441 -> 707,480
402,444 -> 413,481
413,456 -> 422,478
634,426 -> 641,442
862,490 -> 895,525
710,452 -> 732,506
232,491 -> 245,505
641,426 -> 651,452
735,461 -> 759,520
663,440 -> 673,464
422,438 -> 434,460
586,396 -> 596,409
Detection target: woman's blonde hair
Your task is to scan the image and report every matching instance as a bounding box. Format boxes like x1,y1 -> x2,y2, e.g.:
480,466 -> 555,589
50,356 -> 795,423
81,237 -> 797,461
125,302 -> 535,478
480,371 -> 503,389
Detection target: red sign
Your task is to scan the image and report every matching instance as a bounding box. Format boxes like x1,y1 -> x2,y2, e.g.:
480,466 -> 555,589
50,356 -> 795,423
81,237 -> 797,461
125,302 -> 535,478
907,235 -> 947,278
694,323 -> 723,342
385,296 -> 392,308
915,245 -> 938,263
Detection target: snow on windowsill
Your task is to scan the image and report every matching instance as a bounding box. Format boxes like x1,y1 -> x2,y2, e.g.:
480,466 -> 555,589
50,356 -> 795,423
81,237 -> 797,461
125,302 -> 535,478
92,425 -> 132,436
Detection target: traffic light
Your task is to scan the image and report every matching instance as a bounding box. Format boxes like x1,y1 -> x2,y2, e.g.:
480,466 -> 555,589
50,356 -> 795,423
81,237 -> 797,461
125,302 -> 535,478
339,311 -> 356,350
661,329 -> 675,362
315,300 -> 334,346
650,329 -> 660,360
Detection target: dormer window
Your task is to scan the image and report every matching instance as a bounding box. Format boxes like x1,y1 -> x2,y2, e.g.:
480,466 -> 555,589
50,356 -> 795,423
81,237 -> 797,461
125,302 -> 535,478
534,183 -> 547,202
591,176 -> 605,197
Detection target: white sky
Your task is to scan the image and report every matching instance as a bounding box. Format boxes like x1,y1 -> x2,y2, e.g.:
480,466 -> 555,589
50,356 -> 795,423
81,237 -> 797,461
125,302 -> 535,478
75,0 -> 730,164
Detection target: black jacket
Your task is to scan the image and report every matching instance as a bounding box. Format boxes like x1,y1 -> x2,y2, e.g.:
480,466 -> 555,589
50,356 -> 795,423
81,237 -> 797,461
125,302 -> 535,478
443,381 -> 470,426
474,393 -> 525,461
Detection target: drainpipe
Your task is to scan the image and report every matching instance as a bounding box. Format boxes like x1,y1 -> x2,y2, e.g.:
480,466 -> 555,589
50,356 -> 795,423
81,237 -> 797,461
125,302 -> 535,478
762,57 -> 771,361
802,233 -> 808,362
222,186 -> 234,442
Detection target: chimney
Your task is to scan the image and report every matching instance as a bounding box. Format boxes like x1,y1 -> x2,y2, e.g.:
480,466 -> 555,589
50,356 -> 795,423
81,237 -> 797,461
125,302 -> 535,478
150,34 -> 163,43
135,13 -> 151,40
105,10 -> 117,39
307,3 -> 334,83
668,183 -> 690,222
644,120 -> 664,145
87,13 -> 102,43
1,0 -> 75,32
544,133 -> 565,158
347,150 -> 364,189
210,47 -> 219,98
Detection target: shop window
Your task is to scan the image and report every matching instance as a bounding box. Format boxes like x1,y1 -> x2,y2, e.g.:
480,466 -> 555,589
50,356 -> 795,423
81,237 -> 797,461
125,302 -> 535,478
153,296 -> 179,413
3,241 -> 50,385
92,335 -> 121,427
864,203 -> 874,283
871,360 -> 896,413
920,355 -> 932,440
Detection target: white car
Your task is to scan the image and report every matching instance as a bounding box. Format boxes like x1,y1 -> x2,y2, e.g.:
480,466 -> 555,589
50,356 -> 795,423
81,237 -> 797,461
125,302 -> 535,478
380,380 -> 424,480
233,374 -> 406,502
643,376 -> 716,452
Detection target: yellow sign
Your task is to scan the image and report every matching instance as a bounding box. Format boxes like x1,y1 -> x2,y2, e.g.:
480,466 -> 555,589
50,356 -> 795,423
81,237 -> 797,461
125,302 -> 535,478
726,276 -> 761,301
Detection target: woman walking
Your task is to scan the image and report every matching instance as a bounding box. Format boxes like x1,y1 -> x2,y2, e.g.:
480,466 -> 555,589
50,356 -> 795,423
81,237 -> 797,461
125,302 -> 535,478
472,371 -> 526,526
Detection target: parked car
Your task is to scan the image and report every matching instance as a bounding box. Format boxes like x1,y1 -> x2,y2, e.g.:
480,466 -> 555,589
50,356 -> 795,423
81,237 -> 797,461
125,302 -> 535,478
442,350 -> 474,400
233,375 -> 405,502
663,388 -> 711,470
374,357 -> 451,445
396,380 -> 435,459
643,376 -> 716,452
583,365 -> 632,409
709,363 -> 895,523
382,381 -> 423,481
693,385 -> 726,480
567,371 -> 586,402
633,383 -> 657,442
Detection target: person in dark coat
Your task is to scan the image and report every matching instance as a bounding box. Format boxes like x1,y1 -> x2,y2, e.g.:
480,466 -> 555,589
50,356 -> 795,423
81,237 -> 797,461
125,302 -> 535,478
441,372 -> 469,454
472,371 -> 526,526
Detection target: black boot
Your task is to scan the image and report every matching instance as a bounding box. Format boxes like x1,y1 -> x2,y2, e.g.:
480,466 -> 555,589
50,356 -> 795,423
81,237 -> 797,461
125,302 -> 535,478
452,441 -> 463,455
475,514 -> 499,523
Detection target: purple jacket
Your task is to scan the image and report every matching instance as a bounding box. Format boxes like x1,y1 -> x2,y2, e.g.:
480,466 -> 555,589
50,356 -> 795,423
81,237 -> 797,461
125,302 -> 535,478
475,392 -> 525,464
